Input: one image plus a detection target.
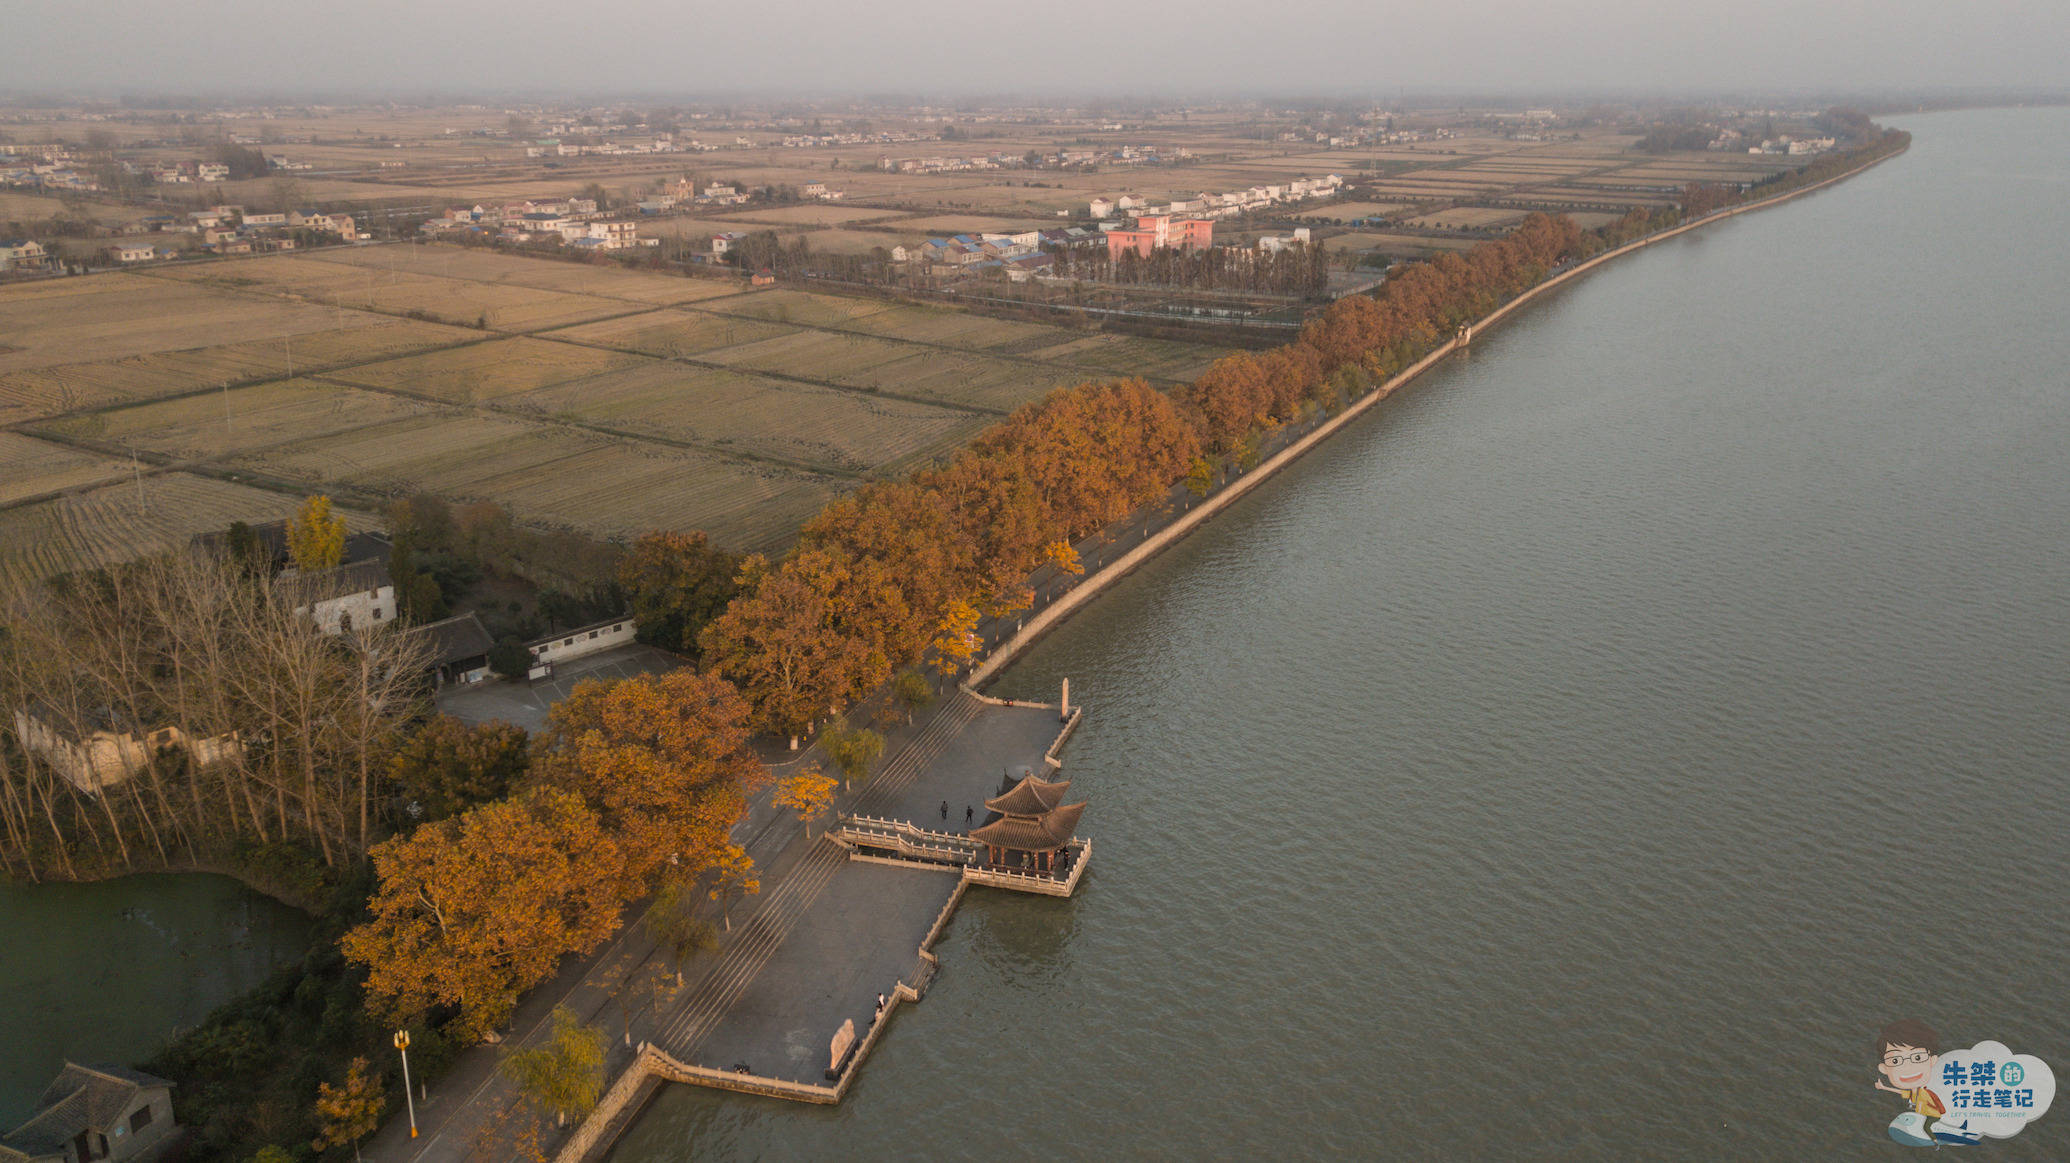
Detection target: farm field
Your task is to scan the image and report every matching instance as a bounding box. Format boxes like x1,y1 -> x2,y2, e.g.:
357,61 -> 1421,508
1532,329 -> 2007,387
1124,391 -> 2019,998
0,471 -> 375,594
699,329 -> 1096,412
888,215 -> 1064,236
728,205 -> 907,227
1403,208 -> 1529,230
0,316 -> 474,423
547,310 -> 799,359
1292,201 -> 1415,220
0,273 -> 386,376
301,245 -> 743,306
232,412 -> 842,549
32,379 -> 439,463
321,337 -> 647,403
148,257 -> 631,332
0,434 -> 128,506
509,362 -> 988,475
1324,231 -> 1483,255
701,288 -> 899,328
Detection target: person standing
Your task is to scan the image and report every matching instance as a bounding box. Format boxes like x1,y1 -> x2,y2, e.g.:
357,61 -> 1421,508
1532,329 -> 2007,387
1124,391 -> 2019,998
965,805 -> 974,825
940,800 -> 949,821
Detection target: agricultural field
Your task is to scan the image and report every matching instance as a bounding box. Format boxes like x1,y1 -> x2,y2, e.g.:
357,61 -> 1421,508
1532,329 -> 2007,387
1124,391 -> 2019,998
508,362 -> 989,475
888,215 -> 1066,237
0,274 -> 471,422
1292,201 -> 1415,221
232,412 -> 841,549
1403,208 -> 1529,230
322,337 -> 647,403
0,434 -> 128,506
702,288 -> 899,328
300,245 -> 742,306
149,257 -> 630,332
1324,231 -> 1484,256
32,379 -> 439,463
548,310 -> 798,359
0,471 -> 375,594
728,205 -> 907,227
698,329 -> 1098,413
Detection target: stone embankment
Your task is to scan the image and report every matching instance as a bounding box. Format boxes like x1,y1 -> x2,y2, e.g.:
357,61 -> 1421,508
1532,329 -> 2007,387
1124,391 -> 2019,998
966,142 -> 1908,687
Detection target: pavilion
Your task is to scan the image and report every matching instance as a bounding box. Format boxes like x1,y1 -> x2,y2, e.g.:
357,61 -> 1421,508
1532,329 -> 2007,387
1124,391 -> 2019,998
970,773 -> 1086,874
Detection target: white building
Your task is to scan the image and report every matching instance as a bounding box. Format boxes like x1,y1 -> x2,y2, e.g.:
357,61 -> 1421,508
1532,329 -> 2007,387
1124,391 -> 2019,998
285,559 -> 396,635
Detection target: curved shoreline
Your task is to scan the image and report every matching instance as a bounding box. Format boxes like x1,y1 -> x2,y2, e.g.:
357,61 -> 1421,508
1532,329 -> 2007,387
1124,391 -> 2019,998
967,141 -> 1910,690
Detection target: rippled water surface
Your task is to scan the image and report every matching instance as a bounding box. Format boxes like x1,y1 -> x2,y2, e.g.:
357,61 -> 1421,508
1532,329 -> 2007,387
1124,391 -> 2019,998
0,873 -> 311,1124
614,108 -> 2070,1159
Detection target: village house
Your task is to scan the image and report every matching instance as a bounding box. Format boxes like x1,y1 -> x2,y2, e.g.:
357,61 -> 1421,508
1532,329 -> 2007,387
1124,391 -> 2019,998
0,1063 -> 177,1163
283,558 -> 396,635
111,242 -> 160,263
408,611 -> 495,687
1105,215 -> 1214,259
0,239 -> 53,273
195,162 -> 229,182
710,230 -> 749,255
241,212 -> 288,229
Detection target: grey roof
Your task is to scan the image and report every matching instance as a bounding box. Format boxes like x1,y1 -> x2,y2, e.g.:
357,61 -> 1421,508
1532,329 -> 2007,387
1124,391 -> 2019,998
2,1063 -> 172,1157
280,557 -> 393,606
408,611 -> 495,666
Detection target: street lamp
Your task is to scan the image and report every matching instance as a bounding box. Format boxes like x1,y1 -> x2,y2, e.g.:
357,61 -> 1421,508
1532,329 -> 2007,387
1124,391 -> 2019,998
394,1029 -> 418,1138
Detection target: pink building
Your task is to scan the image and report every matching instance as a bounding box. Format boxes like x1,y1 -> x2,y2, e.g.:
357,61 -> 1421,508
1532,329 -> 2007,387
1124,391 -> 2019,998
1105,215 -> 1214,259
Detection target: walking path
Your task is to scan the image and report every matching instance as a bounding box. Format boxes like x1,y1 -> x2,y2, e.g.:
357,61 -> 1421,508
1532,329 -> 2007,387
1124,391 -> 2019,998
363,689 -> 1067,1161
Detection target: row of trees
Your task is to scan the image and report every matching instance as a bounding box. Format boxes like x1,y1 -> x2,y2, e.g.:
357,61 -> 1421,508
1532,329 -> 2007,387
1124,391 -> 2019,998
694,211 -> 1616,740
342,669 -> 764,1039
1048,239 -> 1331,297
0,552 -> 435,884
691,133 -> 1925,746
699,375 -> 1199,741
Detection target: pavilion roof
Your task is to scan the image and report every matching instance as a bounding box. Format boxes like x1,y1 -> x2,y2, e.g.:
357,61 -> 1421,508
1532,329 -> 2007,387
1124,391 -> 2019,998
970,801 -> 1085,852
985,774 -> 1070,818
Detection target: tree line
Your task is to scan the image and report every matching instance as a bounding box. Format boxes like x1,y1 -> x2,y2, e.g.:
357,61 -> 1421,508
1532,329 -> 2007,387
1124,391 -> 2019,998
696,210 -> 1594,740
1048,239 -> 1331,296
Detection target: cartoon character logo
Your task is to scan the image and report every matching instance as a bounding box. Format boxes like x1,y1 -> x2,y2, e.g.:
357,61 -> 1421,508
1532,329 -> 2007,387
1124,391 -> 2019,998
1875,1020 -> 2056,1147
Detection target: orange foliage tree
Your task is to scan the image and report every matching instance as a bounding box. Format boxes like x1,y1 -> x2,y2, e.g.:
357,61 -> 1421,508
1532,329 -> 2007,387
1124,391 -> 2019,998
342,787 -> 631,1039
527,669 -> 764,888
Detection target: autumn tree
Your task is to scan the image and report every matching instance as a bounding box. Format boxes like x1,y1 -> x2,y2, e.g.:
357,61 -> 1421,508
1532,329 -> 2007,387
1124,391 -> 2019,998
342,788 -> 632,1040
699,551 -> 894,743
386,716 -> 530,823
1185,456 -> 1215,498
1043,540 -> 1083,576
527,669 -> 764,888
930,599 -> 981,676
703,842 -> 759,931
499,1007 -> 605,1128
617,530 -> 739,658
312,1057 -> 384,1162
773,766 -> 838,837
287,495 -> 347,573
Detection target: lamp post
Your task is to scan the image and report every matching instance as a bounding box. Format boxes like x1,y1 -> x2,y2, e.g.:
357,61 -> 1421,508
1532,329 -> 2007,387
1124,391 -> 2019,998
394,1029 -> 418,1138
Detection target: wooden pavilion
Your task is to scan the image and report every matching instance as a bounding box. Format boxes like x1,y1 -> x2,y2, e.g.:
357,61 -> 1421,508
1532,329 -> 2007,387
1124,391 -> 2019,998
970,773 -> 1086,874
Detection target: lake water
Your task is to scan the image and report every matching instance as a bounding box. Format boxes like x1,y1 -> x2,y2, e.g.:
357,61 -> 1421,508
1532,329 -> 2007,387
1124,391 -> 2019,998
0,874 -> 312,1126
612,108 -> 2070,1158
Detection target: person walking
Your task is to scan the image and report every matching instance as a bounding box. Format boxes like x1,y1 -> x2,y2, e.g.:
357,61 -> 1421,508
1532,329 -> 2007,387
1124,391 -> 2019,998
939,800 -> 949,821
965,805 -> 974,826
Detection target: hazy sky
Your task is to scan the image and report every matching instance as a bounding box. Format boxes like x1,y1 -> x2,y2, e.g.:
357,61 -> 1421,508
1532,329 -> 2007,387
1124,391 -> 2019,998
1,0 -> 2064,97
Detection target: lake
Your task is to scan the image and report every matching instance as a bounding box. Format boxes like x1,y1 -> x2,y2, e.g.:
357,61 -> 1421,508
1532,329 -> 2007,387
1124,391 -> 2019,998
613,107 -> 2070,1159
